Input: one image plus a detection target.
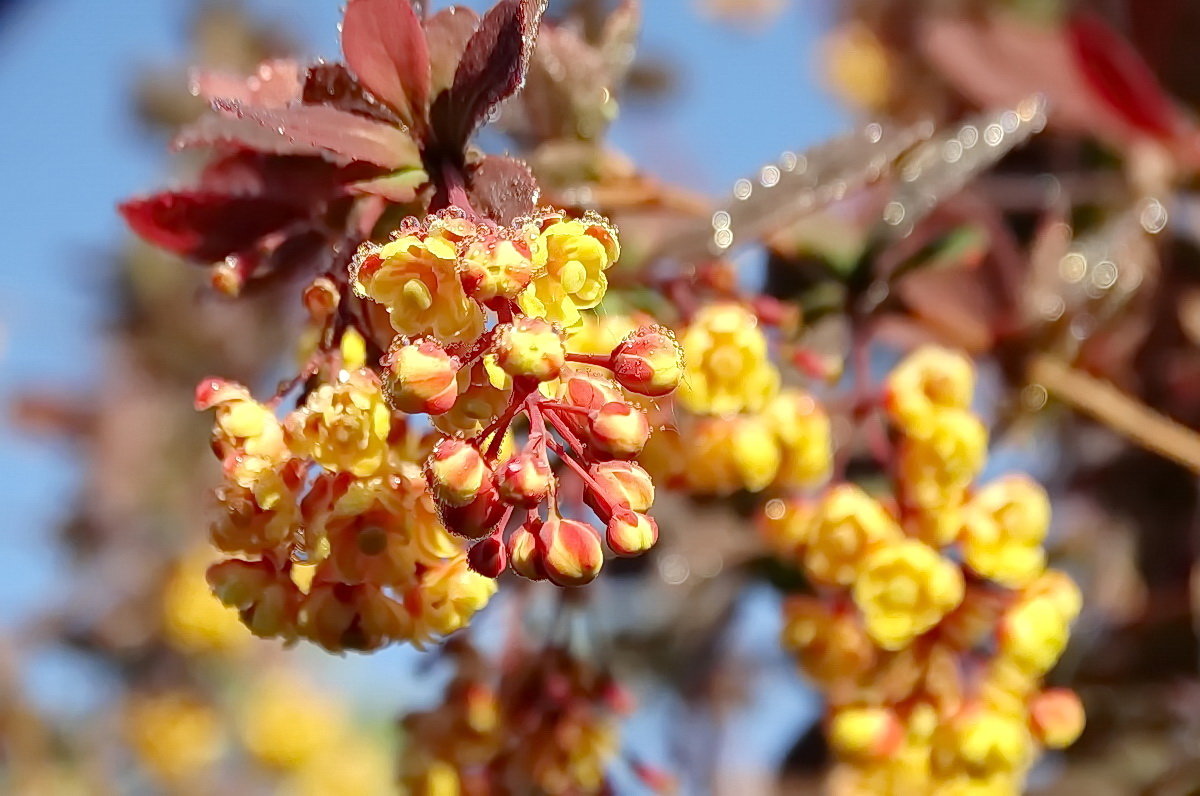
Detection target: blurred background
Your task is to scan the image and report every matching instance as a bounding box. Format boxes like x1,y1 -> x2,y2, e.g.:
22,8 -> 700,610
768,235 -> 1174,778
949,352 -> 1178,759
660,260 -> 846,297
5,0 -> 1200,793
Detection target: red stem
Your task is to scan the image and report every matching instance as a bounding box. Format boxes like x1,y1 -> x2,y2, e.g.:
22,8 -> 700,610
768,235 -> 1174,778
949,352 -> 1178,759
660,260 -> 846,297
565,352 -> 614,369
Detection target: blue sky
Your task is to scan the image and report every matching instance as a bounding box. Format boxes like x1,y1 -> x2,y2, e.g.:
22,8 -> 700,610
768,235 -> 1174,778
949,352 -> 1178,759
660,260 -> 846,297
0,0 -> 848,773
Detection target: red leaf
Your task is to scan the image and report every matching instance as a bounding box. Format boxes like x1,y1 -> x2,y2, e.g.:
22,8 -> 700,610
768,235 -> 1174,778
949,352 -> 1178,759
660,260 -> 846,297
189,59 -> 304,108
198,152 -> 376,201
430,0 -> 546,155
175,100 -> 420,169
425,6 -> 480,97
119,191 -> 307,262
1068,13 -> 1181,141
341,0 -> 431,129
302,62 -> 402,124
466,155 -> 539,223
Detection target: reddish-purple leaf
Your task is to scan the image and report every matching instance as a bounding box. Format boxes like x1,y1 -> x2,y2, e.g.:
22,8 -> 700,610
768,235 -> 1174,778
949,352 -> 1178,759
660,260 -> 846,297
302,62 -> 401,124
429,0 -> 546,155
1068,13 -> 1181,141
190,59 -> 304,108
467,155 -> 539,223
119,191 -> 307,262
198,152 -> 376,202
175,100 -> 420,169
425,6 -> 480,97
341,0 -> 431,129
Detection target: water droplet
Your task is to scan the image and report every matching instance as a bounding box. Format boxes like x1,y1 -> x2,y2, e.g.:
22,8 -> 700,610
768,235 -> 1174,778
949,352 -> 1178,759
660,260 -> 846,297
1059,252 -> 1087,283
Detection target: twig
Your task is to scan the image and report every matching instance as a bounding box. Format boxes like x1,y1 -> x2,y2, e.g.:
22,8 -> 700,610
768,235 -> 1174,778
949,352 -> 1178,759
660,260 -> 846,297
1029,354 -> 1200,474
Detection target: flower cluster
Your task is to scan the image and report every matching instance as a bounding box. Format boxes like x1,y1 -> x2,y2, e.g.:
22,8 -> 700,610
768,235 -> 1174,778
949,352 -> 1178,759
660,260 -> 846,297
400,641 -> 667,795
198,332 -> 496,652
642,302 -> 833,495
124,671 -> 393,795
763,346 -> 1084,793
353,209 -> 681,588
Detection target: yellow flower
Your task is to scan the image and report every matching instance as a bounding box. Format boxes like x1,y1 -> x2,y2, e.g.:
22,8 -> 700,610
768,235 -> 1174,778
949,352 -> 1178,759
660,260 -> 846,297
126,693 -> 223,784
898,408 -> 988,510
409,557 -> 498,646
432,355 -> 513,437
566,312 -> 640,356
766,388 -> 834,487
677,303 -> 780,415
828,707 -> 903,762
804,484 -> 903,586
239,672 -> 348,770
286,370 -> 392,477
759,497 -> 815,562
935,704 -> 1033,779
853,539 -> 965,650
885,346 -> 976,439
960,494 -> 1046,588
519,214 -> 619,330
681,415 -> 781,494
285,735 -> 397,796
196,379 -> 285,456
352,232 -> 484,344
162,550 -> 251,655
823,22 -> 893,112
781,596 -> 876,692
997,593 -> 1072,677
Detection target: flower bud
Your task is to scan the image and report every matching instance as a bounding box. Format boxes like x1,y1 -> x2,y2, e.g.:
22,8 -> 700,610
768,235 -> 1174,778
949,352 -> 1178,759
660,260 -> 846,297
556,370 -> 625,438
541,516 -> 605,587
302,276 -> 340,324
385,338 -> 460,415
458,230 -> 536,303
605,509 -> 659,557
612,325 -> 684,397
497,451 -> 553,508
207,560 -> 299,641
587,460 -> 655,518
495,317 -> 566,382
1029,688 -> 1085,749
508,522 -> 546,581
827,707 -> 904,762
588,401 -> 650,459
467,536 -> 508,578
439,484 -> 505,539
427,439 -> 491,507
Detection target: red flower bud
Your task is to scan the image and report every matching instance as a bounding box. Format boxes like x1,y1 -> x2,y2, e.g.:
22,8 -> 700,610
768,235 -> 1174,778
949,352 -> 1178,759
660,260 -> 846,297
302,276 -> 340,324
612,325 -> 684,397
605,509 -> 659,557
427,438 -> 492,507
439,483 -> 505,540
1029,688 -> 1085,750
385,338 -> 460,415
587,461 -> 655,519
497,451 -> 554,508
467,535 -> 508,578
508,521 -> 547,581
541,516 -> 605,587
588,401 -> 650,459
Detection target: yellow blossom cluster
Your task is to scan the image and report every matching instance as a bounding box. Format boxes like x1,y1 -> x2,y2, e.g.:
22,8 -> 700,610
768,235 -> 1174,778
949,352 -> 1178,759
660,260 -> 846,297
763,346 -> 1084,794
350,209 -> 680,587
641,302 -> 833,495
399,643 -> 634,796
124,671 -> 394,795
198,332 -> 495,652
